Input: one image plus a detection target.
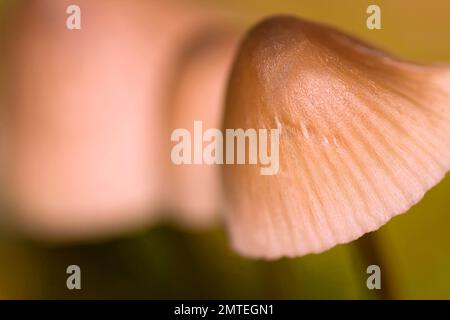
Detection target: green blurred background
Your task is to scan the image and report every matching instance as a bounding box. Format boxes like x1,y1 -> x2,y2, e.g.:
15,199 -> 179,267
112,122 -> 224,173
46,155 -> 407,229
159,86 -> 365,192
0,0 -> 449,299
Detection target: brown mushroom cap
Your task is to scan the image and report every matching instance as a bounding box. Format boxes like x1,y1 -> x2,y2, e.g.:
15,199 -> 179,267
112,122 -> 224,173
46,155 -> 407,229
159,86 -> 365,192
223,16 -> 450,259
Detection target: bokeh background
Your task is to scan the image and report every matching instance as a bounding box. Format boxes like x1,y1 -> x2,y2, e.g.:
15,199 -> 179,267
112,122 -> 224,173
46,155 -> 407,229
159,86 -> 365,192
0,0 -> 449,299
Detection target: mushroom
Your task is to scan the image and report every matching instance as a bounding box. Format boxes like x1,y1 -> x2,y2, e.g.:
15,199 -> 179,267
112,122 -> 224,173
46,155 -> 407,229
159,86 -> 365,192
1,0 -> 234,240
168,30 -> 239,228
223,16 -> 450,259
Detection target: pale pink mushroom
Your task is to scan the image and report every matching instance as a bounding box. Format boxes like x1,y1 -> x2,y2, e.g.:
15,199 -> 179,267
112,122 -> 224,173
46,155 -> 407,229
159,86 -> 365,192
168,32 -> 239,227
2,0 -> 233,240
223,16 -> 450,259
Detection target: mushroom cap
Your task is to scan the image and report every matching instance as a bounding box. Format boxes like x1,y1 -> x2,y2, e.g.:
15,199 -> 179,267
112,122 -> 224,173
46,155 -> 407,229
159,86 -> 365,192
223,16 -> 450,259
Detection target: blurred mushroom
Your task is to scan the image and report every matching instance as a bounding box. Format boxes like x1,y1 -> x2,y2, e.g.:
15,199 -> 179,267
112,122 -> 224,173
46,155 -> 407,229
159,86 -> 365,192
1,0 -> 235,240
168,31 -> 239,227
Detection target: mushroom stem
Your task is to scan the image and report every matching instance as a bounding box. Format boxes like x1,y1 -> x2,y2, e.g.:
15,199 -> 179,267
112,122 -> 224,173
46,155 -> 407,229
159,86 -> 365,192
356,232 -> 395,299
